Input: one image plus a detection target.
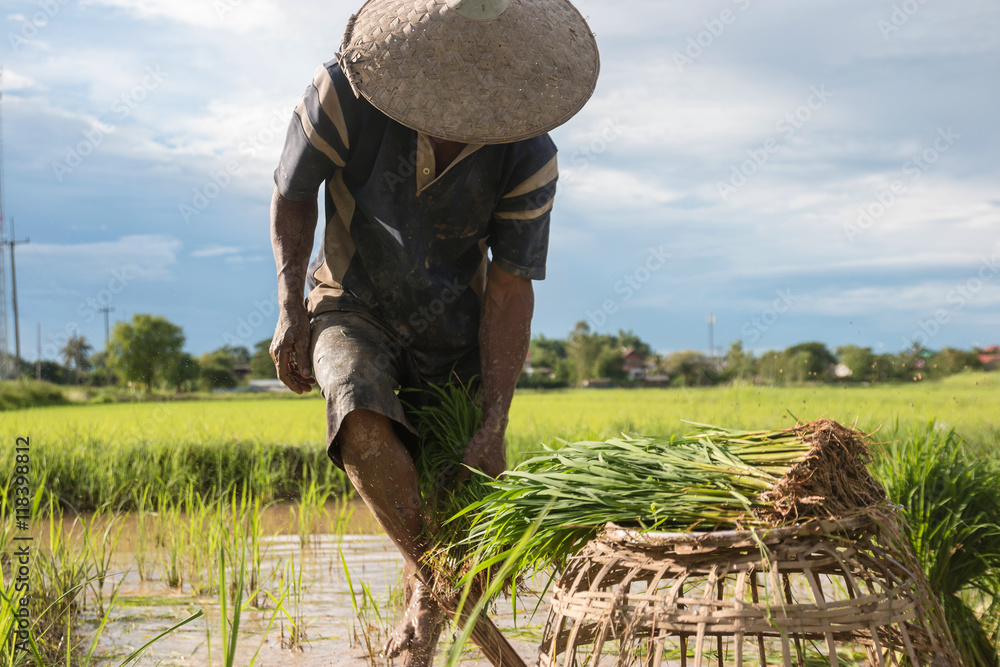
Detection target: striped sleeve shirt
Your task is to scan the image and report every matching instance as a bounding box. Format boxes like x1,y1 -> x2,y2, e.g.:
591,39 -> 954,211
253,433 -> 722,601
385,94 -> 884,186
273,60 -> 558,380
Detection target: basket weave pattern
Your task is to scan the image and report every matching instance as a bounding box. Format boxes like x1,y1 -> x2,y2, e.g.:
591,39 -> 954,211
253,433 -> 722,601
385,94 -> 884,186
539,517 -> 959,667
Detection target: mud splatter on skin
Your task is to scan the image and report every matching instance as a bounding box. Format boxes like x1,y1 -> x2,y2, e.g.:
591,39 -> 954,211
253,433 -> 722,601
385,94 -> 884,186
269,187 -> 320,393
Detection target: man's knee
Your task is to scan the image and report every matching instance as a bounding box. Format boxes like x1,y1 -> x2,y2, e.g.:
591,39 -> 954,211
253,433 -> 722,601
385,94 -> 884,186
339,409 -> 397,462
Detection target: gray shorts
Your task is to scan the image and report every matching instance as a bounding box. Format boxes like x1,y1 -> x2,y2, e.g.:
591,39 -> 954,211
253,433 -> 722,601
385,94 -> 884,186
309,310 -> 480,469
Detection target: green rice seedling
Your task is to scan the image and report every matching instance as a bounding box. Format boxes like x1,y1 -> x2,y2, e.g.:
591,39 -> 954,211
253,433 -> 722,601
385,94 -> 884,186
218,542 -> 246,667
403,381 -> 494,594
456,420 -> 885,594
329,492 -> 355,546
873,422 -> 1000,667
338,544 -> 404,664
293,474 -> 326,549
131,485 -> 155,582
82,507 -> 124,618
274,556 -> 306,651
212,538 -> 288,667
159,499 -> 186,590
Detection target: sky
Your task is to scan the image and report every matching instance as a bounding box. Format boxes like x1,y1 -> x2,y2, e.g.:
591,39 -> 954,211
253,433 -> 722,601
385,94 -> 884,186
1,0 -> 998,363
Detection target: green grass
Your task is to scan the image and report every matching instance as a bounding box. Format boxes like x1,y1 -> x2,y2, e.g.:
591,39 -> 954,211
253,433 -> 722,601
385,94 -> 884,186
506,373 -> 1000,457
1,373 -> 997,511
0,380 -> 68,411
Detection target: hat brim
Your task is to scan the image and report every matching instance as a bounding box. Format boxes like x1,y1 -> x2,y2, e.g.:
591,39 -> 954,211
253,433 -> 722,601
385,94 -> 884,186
339,0 -> 600,144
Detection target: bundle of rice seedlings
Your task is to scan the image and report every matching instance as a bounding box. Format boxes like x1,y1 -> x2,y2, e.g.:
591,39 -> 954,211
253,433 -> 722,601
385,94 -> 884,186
454,419 -> 885,589
403,382 -> 493,595
873,422 -> 1000,667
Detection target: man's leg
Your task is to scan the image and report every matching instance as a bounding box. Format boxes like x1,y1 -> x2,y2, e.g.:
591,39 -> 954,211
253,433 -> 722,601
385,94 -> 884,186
338,409 -> 445,666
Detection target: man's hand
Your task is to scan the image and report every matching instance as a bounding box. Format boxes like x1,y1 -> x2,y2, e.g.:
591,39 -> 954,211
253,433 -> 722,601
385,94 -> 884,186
271,302 -> 317,394
458,420 -> 507,482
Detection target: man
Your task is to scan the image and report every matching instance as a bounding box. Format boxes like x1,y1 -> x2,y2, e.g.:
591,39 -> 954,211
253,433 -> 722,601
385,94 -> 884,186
269,1 -> 598,664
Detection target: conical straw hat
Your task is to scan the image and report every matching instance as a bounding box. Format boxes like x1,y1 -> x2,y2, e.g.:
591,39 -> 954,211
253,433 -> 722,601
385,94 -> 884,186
337,0 -> 600,144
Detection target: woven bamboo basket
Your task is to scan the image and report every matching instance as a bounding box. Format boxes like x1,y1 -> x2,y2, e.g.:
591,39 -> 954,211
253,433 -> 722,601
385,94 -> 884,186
538,515 -> 961,667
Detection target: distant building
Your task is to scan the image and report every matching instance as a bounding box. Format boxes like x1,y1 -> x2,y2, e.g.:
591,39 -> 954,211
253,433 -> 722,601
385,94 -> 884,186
582,377 -> 613,389
233,363 -> 252,381
979,345 -> 1000,370
643,374 -> 670,386
834,363 -> 853,378
248,379 -> 293,393
622,348 -> 647,381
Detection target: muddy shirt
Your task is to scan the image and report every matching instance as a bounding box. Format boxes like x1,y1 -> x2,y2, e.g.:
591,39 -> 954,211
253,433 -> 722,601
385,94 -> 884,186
274,60 -> 558,379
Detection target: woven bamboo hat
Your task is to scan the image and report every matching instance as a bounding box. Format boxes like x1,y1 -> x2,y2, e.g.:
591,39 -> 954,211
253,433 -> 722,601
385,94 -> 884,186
337,0 -> 600,144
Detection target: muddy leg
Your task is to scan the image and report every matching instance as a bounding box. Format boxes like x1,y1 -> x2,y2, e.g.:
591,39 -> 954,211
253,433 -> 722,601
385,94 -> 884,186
338,409 -> 444,666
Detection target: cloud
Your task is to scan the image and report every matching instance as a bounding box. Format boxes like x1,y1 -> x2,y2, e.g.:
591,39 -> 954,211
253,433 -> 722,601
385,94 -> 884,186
21,234 -> 181,281
80,0 -> 284,31
0,69 -> 38,92
191,245 -> 243,258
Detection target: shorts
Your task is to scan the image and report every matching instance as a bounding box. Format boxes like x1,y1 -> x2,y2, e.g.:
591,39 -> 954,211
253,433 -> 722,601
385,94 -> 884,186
309,310 -> 480,469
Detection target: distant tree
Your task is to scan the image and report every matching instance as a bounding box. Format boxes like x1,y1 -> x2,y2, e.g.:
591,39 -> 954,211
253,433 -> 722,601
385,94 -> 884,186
659,351 -> 718,387
36,360 -> 73,385
218,345 -> 251,365
928,348 -> 982,377
61,334 -> 93,385
871,353 -> 906,382
166,353 -> 201,393
199,349 -> 238,391
724,341 -> 755,381
527,335 -> 572,384
615,330 -> 652,359
836,345 -> 875,382
108,314 -> 185,391
250,339 -> 275,379
566,322 -> 604,385
756,351 -> 788,385
565,322 -> 627,385
784,342 -> 836,380
596,346 -> 628,383
86,350 -> 115,387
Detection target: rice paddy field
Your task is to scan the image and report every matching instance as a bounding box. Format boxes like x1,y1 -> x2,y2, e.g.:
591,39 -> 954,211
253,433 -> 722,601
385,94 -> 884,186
1,372 -> 998,665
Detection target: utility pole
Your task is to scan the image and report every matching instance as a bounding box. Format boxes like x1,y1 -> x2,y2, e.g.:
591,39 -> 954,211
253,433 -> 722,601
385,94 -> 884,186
0,67 -> 10,379
98,306 -> 115,349
4,217 -> 28,378
707,313 -> 716,368
99,306 -> 115,386
36,323 -> 40,380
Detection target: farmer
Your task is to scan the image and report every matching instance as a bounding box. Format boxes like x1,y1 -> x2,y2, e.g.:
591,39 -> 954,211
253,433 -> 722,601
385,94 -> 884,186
268,0 -> 598,663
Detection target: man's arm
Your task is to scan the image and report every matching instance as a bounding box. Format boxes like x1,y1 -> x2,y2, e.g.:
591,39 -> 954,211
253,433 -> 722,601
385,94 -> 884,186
461,264 -> 534,479
269,186 -> 320,394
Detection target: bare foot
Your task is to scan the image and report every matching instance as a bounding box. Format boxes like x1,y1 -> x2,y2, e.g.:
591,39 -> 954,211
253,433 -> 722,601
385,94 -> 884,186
383,580 -> 445,667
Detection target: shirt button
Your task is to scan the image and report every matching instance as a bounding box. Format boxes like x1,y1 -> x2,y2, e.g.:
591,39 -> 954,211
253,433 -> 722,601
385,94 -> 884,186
422,168 -> 431,175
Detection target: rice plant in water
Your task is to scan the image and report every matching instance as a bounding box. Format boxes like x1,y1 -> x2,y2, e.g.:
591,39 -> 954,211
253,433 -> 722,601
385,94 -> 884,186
873,422 -> 1000,667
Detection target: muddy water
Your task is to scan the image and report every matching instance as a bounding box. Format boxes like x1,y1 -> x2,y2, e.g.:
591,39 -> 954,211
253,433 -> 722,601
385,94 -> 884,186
74,501 -> 548,666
